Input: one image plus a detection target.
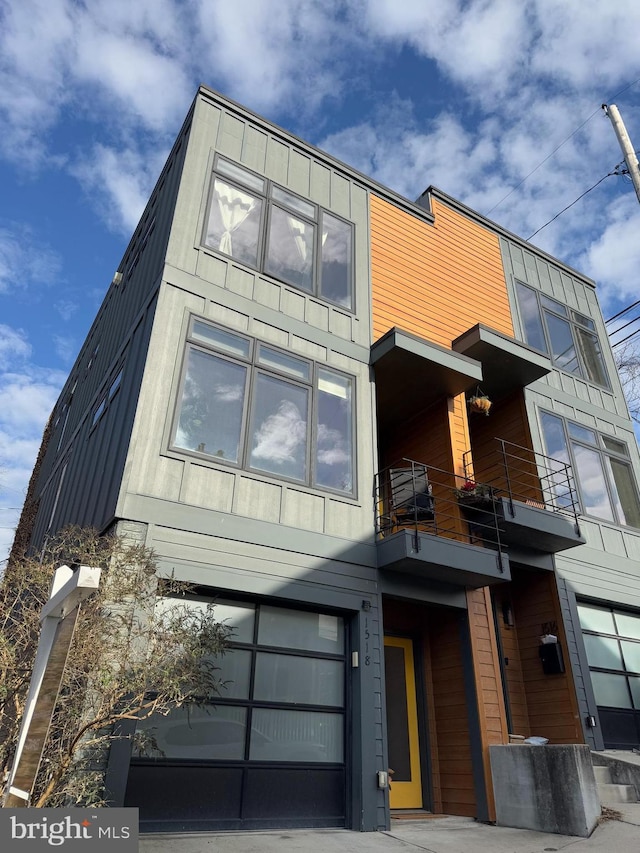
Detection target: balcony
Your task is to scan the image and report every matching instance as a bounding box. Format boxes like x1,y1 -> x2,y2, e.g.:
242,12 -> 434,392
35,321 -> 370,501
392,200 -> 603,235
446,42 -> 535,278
374,461 -> 510,588
375,444 -> 585,586
467,440 -> 586,562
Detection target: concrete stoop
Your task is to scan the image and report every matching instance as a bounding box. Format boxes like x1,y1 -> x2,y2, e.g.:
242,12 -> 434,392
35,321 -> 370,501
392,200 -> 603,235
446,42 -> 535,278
593,764 -> 637,803
592,752 -> 640,805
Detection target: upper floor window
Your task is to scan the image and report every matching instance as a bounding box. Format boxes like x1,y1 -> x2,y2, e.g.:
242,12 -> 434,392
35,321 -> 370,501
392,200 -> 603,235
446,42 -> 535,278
91,366 -> 124,429
516,282 -> 609,388
540,410 -> 640,528
172,317 -> 355,495
203,157 -> 354,311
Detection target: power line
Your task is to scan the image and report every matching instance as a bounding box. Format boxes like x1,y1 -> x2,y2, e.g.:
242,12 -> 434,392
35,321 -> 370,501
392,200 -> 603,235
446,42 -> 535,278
485,107 -> 603,216
526,172 -> 615,240
486,75 -> 640,216
606,299 -> 640,324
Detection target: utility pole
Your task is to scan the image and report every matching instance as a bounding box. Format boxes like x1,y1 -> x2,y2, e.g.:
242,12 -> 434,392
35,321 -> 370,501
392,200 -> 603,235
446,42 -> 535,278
602,103 -> 640,204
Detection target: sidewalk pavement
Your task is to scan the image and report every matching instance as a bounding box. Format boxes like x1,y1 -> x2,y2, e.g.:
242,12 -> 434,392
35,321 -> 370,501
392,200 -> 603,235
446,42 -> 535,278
139,803 -> 640,853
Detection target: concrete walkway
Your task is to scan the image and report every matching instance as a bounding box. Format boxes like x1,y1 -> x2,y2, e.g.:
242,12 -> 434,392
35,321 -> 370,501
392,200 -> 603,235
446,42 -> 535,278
140,803 -> 640,853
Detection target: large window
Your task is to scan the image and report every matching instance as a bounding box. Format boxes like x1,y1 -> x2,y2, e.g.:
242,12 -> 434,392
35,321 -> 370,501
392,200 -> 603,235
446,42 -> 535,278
203,157 -> 354,310
540,411 -> 640,528
173,317 -> 355,495
516,282 -> 609,388
133,597 -> 345,764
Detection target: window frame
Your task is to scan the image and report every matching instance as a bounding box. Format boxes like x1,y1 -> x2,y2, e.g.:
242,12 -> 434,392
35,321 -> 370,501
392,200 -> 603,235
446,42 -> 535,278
132,594 -> 347,766
515,281 -> 610,388
171,316 -> 357,497
539,409 -> 640,528
202,155 -> 355,313
90,364 -> 125,432
578,602 -> 640,711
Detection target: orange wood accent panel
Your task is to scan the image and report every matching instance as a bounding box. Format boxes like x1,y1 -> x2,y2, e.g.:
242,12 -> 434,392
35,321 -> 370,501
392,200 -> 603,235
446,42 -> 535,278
511,571 -> 583,743
492,587 -> 530,737
428,608 -> 476,817
370,195 -> 514,345
465,587 -> 509,822
468,391 -> 543,503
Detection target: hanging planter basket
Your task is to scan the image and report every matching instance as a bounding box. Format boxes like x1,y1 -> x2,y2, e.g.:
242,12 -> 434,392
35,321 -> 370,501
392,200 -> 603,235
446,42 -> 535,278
468,388 -> 492,416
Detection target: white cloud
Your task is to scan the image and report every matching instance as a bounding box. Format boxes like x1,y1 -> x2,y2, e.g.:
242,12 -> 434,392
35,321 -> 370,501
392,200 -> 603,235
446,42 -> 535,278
580,196 -> 640,309
0,325 -> 32,361
0,326 -> 66,566
70,144 -> 167,234
0,226 -> 62,294
252,400 -> 307,464
53,334 -> 78,364
193,0 -> 355,116
54,300 -> 79,322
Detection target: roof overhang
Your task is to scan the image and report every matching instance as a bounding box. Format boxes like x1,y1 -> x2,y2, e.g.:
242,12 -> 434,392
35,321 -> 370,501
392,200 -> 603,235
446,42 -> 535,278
371,328 -> 483,432
452,324 -> 551,400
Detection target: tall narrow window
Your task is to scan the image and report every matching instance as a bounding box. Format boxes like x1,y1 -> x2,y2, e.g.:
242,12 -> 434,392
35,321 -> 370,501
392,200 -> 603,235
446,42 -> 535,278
175,349 -> 248,463
204,178 -> 263,267
315,370 -> 353,493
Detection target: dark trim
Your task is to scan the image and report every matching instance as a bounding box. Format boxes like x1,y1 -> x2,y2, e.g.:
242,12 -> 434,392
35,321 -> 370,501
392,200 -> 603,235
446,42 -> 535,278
412,636 -> 433,812
490,591 -> 513,734
459,613 -> 490,823
565,584 -> 605,750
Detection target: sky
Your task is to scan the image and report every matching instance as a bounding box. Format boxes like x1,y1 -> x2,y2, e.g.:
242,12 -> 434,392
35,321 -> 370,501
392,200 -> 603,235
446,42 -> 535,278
2,0 -> 640,566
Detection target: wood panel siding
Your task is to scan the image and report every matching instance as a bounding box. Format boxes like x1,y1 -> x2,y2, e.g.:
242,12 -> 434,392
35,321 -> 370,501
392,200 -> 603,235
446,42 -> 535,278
465,587 -> 509,822
510,570 -> 583,744
429,607 -> 476,817
492,587 -> 530,737
380,399 -> 451,473
379,398 -> 468,539
469,391 -> 543,503
370,195 -> 513,346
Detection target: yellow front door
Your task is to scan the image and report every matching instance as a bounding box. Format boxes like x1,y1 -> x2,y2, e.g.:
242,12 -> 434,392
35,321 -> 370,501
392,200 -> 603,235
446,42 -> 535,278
384,636 -> 423,809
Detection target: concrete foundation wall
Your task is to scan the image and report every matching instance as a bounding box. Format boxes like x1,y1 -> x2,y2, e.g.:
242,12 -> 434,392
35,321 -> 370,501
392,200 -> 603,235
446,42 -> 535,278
490,744 -> 600,836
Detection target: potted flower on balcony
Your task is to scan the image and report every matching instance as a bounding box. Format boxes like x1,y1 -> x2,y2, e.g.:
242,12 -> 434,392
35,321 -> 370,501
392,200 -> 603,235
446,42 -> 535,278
454,479 -> 497,508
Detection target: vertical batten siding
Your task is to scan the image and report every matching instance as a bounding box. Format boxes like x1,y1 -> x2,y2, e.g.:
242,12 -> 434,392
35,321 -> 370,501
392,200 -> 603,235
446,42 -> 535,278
370,195 -> 514,346
166,93 -> 372,349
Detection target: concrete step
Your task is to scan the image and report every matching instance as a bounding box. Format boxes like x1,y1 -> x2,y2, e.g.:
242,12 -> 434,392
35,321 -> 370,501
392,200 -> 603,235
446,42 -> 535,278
597,782 -> 638,803
593,765 -> 613,784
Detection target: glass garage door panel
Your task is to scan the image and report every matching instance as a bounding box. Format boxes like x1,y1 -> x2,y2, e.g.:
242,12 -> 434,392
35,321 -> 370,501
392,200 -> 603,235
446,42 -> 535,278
128,599 -> 347,831
578,602 -> 640,748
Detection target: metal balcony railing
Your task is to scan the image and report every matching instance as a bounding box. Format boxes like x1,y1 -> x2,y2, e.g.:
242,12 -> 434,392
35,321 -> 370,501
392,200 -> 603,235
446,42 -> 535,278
374,459 -> 505,555
463,439 -> 582,532
375,441 -> 582,555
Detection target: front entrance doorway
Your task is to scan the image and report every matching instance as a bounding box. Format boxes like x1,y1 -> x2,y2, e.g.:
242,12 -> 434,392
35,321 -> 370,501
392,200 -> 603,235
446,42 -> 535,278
384,636 -> 422,809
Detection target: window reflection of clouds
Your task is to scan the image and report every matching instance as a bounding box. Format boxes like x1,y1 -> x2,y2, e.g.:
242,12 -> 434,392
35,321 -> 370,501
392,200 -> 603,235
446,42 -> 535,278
175,350 -> 246,460
266,207 -> 314,291
250,377 -> 308,480
315,372 -> 352,491
572,444 -> 615,520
